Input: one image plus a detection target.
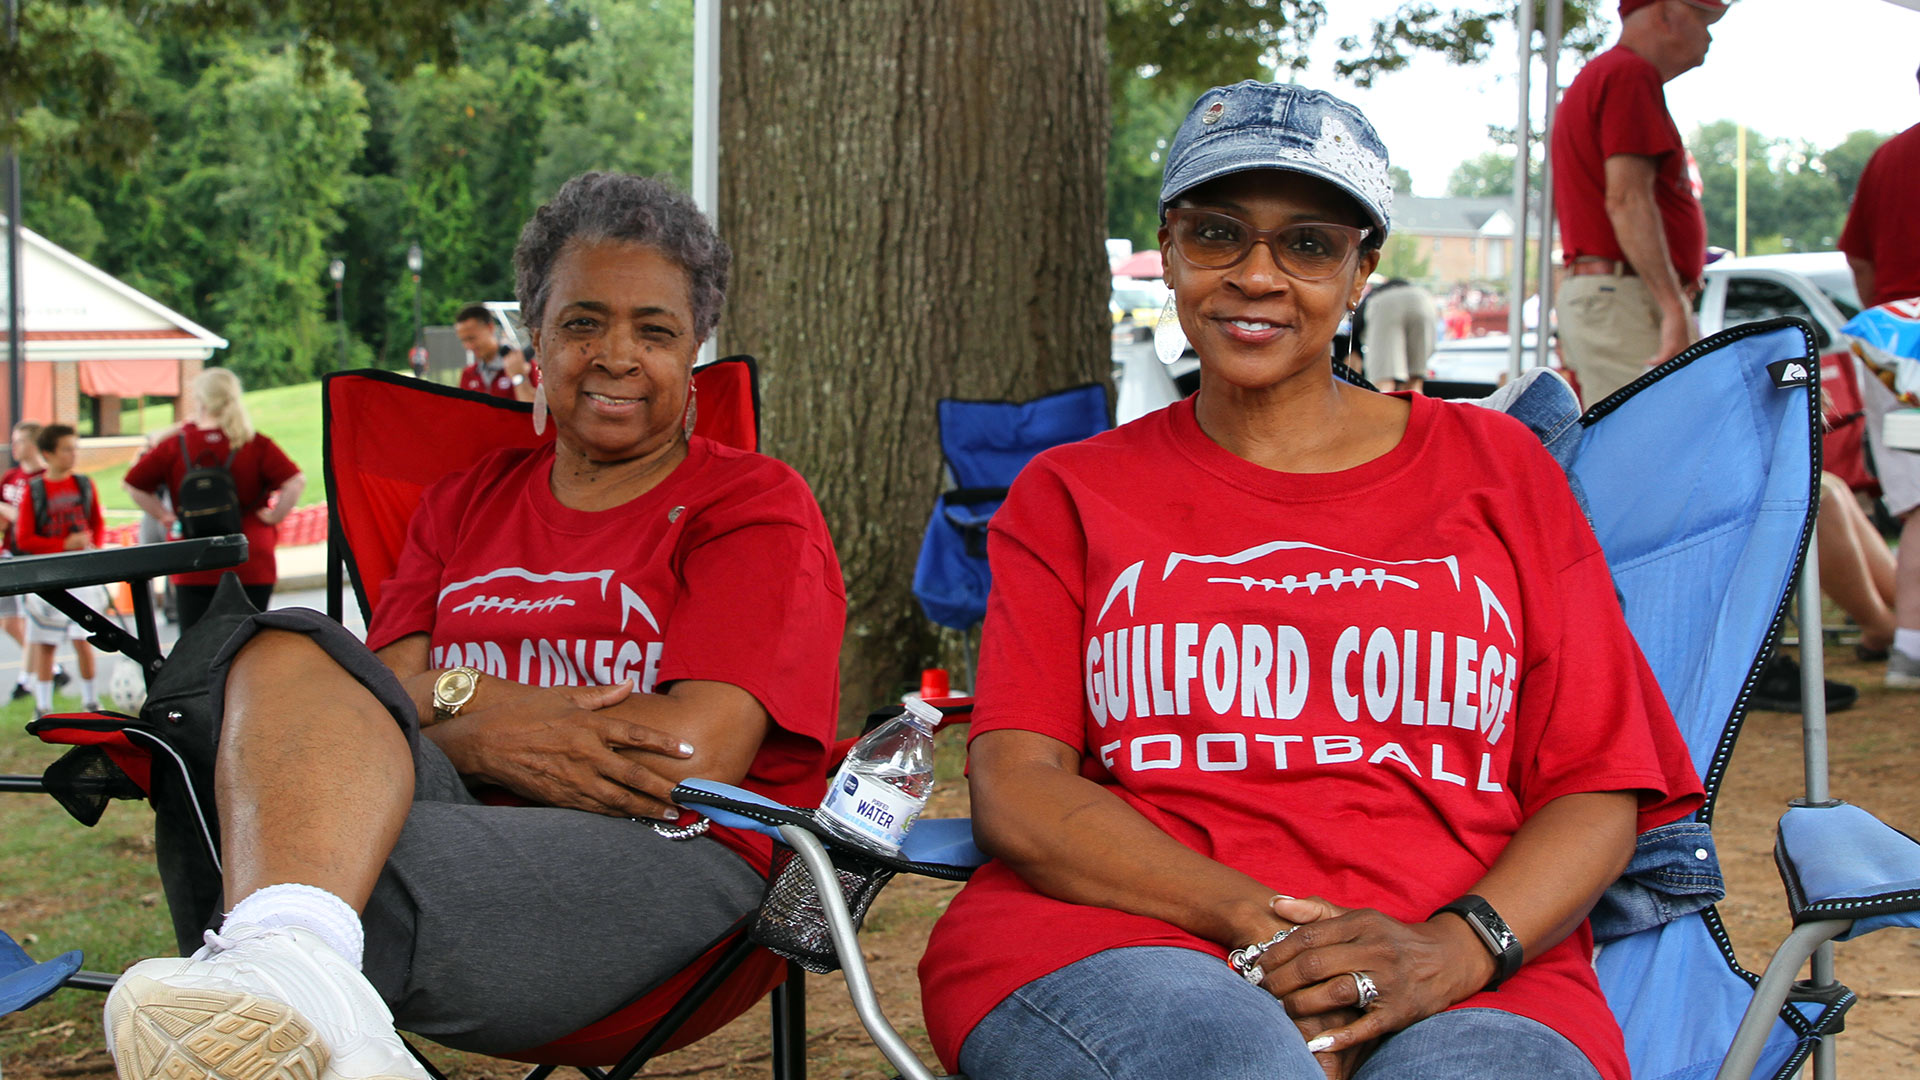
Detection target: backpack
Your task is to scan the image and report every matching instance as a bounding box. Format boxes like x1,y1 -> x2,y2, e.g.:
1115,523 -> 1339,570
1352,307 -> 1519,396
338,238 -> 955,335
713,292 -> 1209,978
17,473 -> 96,554
175,432 -> 244,539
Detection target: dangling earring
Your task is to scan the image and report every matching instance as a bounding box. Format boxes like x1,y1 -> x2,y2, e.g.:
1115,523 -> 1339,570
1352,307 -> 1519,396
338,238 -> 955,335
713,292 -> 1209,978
681,381 -> 698,439
1153,293 -> 1188,366
532,381 -> 548,436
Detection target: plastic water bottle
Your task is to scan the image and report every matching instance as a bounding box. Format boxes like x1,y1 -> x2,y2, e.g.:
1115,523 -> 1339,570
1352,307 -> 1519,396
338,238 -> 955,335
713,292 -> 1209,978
817,697 -> 941,855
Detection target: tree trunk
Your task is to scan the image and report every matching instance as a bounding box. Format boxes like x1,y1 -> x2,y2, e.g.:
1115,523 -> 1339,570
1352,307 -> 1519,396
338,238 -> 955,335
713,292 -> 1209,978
720,0 -> 1111,732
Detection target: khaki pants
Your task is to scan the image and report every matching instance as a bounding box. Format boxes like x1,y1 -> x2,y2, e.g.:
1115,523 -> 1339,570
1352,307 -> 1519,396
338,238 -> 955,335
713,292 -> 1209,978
1557,273 -> 1662,407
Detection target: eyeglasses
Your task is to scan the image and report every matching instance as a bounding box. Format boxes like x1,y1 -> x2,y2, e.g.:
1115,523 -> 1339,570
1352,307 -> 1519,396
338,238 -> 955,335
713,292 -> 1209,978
1165,208 -> 1373,280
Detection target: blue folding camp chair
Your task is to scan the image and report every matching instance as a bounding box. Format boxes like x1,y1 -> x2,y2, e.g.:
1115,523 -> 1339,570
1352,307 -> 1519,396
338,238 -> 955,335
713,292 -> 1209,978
680,317 -> 1920,1080
911,385 -> 1110,672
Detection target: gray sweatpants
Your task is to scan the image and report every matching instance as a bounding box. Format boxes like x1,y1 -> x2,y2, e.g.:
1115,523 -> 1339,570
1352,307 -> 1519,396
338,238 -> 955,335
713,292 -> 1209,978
207,609 -> 766,1054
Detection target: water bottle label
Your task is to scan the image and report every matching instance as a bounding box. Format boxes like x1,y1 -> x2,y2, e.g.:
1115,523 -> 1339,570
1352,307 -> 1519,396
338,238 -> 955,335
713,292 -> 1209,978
820,769 -> 924,850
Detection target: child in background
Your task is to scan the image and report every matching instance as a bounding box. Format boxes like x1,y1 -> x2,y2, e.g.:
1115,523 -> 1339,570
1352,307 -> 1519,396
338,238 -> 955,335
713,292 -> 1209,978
0,421 -> 60,701
14,424 -> 103,715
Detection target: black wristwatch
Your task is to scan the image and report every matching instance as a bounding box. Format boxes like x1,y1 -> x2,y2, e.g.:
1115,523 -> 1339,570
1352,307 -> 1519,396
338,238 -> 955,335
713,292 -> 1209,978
1432,894 -> 1524,990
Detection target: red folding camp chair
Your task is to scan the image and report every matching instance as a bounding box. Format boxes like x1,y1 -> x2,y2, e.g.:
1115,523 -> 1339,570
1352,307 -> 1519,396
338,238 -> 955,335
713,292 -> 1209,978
321,358 -> 805,1078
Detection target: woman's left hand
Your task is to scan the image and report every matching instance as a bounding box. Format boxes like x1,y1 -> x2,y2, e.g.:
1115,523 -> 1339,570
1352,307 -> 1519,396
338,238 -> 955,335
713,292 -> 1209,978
1256,895 -> 1494,1054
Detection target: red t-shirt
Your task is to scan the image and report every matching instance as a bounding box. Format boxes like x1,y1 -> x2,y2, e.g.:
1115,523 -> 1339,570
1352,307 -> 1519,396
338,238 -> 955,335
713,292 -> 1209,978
1,464 -> 43,551
1839,122 -> 1920,308
917,395 -> 1702,1079
459,353 -> 538,399
15,474 -> 106,553
366,436 -> 847,872
124,425 -> 302,586
1551,46 -> 1707,287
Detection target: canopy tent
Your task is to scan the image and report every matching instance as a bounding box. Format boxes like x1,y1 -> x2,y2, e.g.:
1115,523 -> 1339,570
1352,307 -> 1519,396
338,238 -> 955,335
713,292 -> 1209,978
1111,249 -> 1164,279
1,216 -> 225,424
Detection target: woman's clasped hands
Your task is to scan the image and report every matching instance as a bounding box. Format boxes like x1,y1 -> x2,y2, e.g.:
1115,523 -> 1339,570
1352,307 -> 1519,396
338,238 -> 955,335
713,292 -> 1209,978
430,679 -> 695,822
1254,894 -> 1499,1077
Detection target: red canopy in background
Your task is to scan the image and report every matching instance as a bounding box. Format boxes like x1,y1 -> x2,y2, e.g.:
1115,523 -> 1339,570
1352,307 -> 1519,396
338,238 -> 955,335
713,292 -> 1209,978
1111,249 -> 1163,279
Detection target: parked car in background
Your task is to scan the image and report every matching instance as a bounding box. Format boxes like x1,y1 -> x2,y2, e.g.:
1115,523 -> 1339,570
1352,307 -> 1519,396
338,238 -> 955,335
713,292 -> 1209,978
1424,333 -> 1545,399
1696,251 -> 1859,349
1110,280 -> 1168,344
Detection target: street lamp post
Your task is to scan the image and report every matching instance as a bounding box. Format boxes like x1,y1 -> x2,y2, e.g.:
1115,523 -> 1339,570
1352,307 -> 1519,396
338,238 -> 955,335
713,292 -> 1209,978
406,243 -> 425,378
328,259 -> 347,373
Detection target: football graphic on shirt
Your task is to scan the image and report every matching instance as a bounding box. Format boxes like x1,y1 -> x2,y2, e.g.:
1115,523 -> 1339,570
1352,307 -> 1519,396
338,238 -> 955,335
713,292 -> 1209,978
431,566 -> 666,691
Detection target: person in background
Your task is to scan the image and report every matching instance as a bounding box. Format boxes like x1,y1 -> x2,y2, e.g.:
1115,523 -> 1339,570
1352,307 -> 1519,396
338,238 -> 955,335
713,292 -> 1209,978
14,424 -> 103,714
123,368 -> 305,630
1839,64 -> 1920,688
0,421 -> 61,700
1550,0 -> 1727,407
455,304 -> 537,402
1357,276 -> 1437,393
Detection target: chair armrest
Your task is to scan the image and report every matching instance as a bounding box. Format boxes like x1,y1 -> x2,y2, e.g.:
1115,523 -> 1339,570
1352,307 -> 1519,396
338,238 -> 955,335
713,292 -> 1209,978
1776,802 -> 1920,938
673,778 -> 983,879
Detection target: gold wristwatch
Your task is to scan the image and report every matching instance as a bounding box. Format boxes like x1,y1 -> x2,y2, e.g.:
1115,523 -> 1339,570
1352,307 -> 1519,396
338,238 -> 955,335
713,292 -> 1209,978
430,666 -> 483,724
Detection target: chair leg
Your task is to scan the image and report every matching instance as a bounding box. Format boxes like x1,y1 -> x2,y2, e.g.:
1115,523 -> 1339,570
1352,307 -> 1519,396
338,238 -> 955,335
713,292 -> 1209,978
771,961 -> 807,1079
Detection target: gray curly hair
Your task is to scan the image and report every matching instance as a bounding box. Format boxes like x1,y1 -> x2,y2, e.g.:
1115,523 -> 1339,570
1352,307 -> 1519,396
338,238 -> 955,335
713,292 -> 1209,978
513,172 -> 731,340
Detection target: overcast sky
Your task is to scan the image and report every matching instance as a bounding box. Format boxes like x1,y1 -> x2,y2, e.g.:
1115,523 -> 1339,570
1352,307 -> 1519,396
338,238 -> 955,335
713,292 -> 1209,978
1292,0 -> 1920,197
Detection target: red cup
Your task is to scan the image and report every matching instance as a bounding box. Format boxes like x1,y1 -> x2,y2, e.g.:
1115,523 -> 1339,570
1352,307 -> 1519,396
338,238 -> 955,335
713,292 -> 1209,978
919,668 -> 951,700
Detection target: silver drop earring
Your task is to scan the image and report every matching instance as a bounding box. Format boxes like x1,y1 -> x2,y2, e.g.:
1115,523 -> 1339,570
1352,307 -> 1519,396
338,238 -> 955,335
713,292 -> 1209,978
1153,293 -> 1188,366
682,381 -> 698,438
532,381 -> 548,435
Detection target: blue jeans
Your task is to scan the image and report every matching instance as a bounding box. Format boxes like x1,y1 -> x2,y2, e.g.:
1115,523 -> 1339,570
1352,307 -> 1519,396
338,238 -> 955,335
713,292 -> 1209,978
957,947 -> 1601,1080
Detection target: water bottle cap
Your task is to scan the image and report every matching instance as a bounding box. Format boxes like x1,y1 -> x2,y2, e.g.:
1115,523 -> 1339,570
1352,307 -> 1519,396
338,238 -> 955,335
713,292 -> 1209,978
902,696 -> 942,729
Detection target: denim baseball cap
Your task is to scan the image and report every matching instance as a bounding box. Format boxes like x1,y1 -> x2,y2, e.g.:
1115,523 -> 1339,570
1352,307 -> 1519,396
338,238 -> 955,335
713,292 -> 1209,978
1157,81 -> 1394,239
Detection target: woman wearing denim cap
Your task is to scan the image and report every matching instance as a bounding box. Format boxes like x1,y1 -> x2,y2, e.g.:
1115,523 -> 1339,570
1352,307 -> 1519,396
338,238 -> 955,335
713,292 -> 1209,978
918,82 -> 1703,1079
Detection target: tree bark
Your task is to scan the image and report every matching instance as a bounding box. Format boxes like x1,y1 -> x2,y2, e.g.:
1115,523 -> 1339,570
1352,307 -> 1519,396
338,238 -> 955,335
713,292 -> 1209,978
720,0 -> 1111,731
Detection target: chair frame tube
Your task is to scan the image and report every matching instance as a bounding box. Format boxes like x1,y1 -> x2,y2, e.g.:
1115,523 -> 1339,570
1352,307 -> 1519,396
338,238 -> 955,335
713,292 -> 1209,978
778,824 -> 951,1080
1714,918 -> 1852,1080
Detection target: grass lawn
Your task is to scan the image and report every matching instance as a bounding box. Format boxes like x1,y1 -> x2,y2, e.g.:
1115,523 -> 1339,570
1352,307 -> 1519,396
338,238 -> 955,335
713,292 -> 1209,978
93,382 -> 325,518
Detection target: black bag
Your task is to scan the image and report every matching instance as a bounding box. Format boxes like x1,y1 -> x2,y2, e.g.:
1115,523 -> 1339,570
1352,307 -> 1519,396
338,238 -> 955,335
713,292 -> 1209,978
175,432 -> 245,539
27,574 -> 260,953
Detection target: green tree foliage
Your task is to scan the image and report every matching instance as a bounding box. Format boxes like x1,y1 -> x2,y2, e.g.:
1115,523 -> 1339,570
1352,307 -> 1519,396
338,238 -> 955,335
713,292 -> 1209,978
1445,149 -> 1542,198
3,0 -> 497,167
1336,1 -> 1608,87
1690,120 -> 1884,256
1375,233 -> 1432,282
534,0 -> 694,195
18,0 -> 702,380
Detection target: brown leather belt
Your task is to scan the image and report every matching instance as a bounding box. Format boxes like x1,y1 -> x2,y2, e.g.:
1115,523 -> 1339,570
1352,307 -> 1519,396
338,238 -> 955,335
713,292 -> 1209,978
1566,258 -> 1636,277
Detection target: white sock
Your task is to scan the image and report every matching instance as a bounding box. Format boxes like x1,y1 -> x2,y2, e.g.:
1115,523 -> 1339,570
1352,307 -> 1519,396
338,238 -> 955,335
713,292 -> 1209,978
1896,629 -> 1920,659
80,677 -> 97,705
15,671 -> 29,687
33,679 -> 51,712
224,883 -> 365,969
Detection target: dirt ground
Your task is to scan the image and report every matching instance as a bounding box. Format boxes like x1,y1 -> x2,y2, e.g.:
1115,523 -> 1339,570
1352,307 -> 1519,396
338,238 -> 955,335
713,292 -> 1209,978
5,641 -> 1918,1079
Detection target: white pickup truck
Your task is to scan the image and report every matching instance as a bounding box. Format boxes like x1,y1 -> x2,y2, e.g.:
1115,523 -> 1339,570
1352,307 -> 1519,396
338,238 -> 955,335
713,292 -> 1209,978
1695,251 -> 1862,351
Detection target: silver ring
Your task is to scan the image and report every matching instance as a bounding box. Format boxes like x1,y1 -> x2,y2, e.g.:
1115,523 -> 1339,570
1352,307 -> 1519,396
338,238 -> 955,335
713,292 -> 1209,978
1350,971 -> 1380,1009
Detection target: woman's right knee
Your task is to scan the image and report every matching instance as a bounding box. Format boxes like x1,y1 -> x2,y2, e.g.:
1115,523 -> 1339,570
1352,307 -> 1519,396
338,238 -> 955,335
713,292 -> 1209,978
957,947 -> 1318,1080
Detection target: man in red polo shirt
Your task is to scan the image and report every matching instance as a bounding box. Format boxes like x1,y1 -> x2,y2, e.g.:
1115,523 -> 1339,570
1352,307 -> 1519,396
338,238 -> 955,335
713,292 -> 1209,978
1550,0 -> 1727,407
1840,66 -> 1920,312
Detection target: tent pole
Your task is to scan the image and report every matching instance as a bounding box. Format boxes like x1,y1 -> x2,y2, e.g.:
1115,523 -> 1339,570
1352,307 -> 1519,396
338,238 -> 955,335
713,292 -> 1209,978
1536,0 -> 1562,372
692,0 -> 721,368
5,0 -> 22,448
1506,0 -> 1533,380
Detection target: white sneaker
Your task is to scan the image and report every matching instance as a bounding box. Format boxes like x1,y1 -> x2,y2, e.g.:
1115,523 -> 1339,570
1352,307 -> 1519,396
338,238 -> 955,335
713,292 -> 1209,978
105,924 -> 429,1080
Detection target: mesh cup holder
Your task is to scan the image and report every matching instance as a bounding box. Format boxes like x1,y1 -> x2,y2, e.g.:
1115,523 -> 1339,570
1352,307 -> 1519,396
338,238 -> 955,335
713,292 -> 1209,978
750,843 -> 897,974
